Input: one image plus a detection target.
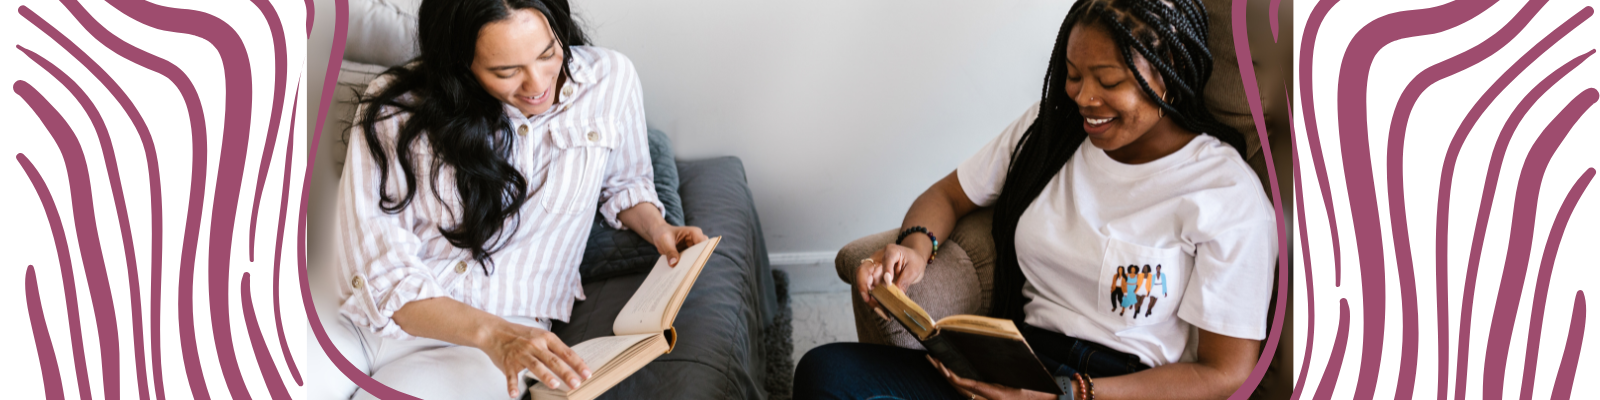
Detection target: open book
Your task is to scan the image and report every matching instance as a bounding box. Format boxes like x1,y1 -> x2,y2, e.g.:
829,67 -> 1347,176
871,283 -> 1063,395
526,236 -> 722,400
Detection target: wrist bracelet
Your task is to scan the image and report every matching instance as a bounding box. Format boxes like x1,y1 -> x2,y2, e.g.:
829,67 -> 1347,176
1081,373 -> 1095,400
895,226 -> 939,262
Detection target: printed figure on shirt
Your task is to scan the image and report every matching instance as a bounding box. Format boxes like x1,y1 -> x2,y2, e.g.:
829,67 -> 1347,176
1140,265 -> 1158,317
1111,265 -> 1127,312
1119,266 -> 1138,315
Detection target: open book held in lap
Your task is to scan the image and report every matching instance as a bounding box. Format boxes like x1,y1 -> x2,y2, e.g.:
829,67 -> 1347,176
871,284 -> 1063,395
526,237 -> 722,400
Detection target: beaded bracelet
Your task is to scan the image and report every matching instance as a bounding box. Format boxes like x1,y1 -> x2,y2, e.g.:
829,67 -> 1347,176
1080,373 -> 1096,400
895,226 -> 939,262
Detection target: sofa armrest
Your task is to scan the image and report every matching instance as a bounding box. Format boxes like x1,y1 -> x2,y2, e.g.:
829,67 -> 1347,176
834,208 -> 997,312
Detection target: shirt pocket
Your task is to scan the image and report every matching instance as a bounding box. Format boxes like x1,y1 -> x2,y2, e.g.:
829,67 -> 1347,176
539,119 -> 618,214
1096,238 -> 1188,327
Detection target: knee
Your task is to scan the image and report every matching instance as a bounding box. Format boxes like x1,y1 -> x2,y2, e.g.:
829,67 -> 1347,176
797,343 -> 884,386
796,343 -> 857,378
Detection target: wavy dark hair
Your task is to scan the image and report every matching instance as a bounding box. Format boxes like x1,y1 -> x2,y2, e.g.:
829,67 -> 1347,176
988,0 -> 1246,319
355,0 -> 589,274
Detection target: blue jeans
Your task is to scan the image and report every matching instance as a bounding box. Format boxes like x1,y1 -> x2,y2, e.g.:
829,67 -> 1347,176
792,322 -> 1149,400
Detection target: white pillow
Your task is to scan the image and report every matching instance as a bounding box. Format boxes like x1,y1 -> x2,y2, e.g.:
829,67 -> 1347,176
324,60 -> 390,174
344,0 -> 422,67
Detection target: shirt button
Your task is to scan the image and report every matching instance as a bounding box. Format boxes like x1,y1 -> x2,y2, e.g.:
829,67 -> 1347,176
587,131 -> 599,142
517,124 -> 529,136
455,261 -> 469,274
562,85 -> 574,97
350,275 -> 364,290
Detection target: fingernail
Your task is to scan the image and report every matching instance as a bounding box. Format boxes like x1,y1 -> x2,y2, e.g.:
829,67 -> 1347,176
570,378 -> 582,389
583,369 -> 593,379
669,258 -> 678,265
548,380 -> 561,389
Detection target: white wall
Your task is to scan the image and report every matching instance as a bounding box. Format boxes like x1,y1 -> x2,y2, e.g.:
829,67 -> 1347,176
572,1 -> 1075,258
308,0 -> 1079,260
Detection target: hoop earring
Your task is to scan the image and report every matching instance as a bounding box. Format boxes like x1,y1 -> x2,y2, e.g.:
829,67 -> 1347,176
1157,93 -> 1168,119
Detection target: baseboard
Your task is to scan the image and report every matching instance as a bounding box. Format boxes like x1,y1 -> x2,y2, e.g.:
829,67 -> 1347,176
768,251 -> 836,267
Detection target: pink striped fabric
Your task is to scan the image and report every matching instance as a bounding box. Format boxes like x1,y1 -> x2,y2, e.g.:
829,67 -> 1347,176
334,46 -> 661,340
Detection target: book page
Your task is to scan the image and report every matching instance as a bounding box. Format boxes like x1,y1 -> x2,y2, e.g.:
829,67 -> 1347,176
613,237 -> 720,335
570,333 -> 657,368
939,315 -> 1025,341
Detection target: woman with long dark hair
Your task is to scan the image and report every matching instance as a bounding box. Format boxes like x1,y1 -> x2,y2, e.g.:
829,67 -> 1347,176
795,0 -> 1276,398
331,0 -> 704,398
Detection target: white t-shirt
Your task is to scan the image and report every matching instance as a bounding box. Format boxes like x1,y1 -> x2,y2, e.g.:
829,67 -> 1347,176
957,102 -> 1277,367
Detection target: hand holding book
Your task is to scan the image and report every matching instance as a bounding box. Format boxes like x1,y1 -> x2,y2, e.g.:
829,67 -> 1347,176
869,284 -> 1063,395
855,243 -> 930,311
524,236 -> 723,400
929,355 -> 1067,400
484,320 -> 591,398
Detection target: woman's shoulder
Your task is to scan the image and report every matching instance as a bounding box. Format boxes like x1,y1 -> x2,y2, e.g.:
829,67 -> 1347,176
362,61 -> 420,96
1180,135 -> 1274,217
352,67 -> 424,144
1176,136 -> 1249,177
994,101 -> 1045,146
570,46 -> 639,80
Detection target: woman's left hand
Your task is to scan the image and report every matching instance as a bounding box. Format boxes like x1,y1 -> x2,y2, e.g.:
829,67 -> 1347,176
647,224 -> 707,267
928,355 -> 1059,400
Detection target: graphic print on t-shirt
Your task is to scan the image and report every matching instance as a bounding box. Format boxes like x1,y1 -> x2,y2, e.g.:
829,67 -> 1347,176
1109,264 -> 1170,319
1098,238 -> 1184,326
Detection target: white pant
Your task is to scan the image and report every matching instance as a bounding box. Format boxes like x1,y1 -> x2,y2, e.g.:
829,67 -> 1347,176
309,313 -> 550,400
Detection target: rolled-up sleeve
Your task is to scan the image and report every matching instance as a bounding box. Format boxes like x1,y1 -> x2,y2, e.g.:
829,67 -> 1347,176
596,53 -> 663,229
335,95 -> 456,340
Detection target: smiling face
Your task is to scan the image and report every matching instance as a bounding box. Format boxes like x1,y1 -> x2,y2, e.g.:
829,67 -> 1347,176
1063,22 -> 1170,154
470,9 -> 565,117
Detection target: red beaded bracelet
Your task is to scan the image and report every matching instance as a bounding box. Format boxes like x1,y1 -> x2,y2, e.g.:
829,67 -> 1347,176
1081,373 -> 1096,400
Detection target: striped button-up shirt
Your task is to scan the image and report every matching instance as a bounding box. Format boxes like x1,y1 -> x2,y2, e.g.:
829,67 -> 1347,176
336,46 -> 662,340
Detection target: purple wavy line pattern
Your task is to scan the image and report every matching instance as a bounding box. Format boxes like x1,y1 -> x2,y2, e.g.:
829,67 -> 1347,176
3,0 -> 308,397
1294,0 -> 1599,398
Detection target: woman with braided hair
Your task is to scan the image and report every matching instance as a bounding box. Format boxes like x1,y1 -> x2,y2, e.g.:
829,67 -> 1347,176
794,0 -> 1276,398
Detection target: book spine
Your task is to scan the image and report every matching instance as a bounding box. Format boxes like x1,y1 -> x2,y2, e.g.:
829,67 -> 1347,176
923,334 -> 983,382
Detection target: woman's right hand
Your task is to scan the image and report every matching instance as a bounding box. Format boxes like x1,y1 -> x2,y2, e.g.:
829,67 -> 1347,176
478,319 -> 591,397
855,244 -> 930,311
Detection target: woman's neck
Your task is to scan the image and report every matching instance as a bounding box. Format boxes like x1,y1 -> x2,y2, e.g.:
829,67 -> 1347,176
1103,118 -> 1199,164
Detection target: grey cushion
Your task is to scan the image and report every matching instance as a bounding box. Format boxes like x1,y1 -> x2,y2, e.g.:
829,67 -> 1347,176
648,128 -> 685,226
579,214 -> 660,285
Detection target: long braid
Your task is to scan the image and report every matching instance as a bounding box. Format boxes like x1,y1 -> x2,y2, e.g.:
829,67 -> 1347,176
988,1 -> 1089,320
987,0 -> 1246,319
